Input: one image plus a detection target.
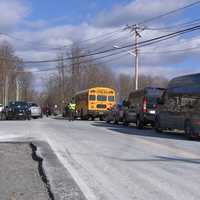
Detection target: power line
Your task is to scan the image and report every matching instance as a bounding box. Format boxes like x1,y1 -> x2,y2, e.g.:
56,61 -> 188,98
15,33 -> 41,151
20,25 -> 200,64
11,40 -> 200,74
19,25 -> 200,73
0,27 -> 125,52
1,1 -> 200,55
138,0 -> 200,25
1,24 -> 200,70
145,18 -> 200,31
140,46 -> 200,54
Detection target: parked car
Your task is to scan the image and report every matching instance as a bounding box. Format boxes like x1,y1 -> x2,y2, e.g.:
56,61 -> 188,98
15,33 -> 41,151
0,104 -> 4,113
155,73 -> 200,138
105,104 -> 124,124
28,102 -> 42,119
1,101 -> 31,120
124,87 -> 165,128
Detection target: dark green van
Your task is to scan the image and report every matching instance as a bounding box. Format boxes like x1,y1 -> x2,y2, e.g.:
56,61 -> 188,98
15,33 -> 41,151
155,73 -> 200,138
124,87 -> 165,129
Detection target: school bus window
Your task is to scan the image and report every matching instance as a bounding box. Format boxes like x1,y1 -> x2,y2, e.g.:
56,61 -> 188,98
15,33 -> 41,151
108,96 -> 115,102
97,95 -> 107,101
89,95 -> 96,101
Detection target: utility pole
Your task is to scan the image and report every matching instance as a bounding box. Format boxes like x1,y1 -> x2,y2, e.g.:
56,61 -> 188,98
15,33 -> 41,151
57,51 -> 65,110
4,73 -> 9,105
16,77 -> 20,101
61,54 -> 65,103
125,24 -> 142,91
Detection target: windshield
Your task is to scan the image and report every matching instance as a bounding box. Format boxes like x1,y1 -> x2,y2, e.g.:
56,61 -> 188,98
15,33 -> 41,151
9,102 -> 28,108
29,103 -> 38,107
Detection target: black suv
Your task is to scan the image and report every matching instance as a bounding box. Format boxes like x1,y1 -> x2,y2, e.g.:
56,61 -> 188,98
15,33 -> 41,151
1,101 -> 31,120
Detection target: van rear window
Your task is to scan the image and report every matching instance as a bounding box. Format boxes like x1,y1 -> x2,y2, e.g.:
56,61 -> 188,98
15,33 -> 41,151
97,95 -> 107,101
147,88 -> 165,97
108,96 -> 115,102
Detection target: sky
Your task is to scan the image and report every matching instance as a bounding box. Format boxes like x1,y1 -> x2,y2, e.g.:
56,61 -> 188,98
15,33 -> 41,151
0,0 -> 200,89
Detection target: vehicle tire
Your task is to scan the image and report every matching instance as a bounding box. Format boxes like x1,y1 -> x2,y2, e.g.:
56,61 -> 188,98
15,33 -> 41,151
99,116 -> 104,121
114,118 -> 118,124
27,114 -> 31,120
136,116 -> 144,129
155,117 -> 163,133
106,119 -> 111,123
90,116 -> 94,121
123,118 -> 129,126
184,120 -> 194,139
1,113 -> 6,120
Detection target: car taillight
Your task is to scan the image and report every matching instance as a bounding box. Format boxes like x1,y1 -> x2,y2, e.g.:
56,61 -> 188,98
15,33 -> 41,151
143,98 -> 147,113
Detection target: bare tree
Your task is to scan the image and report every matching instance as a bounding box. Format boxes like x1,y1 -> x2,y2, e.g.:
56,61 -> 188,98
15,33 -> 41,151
0,41 -> 35,104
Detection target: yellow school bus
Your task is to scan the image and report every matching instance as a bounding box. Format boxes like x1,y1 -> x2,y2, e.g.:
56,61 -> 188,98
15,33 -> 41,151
75,87 -> 116,120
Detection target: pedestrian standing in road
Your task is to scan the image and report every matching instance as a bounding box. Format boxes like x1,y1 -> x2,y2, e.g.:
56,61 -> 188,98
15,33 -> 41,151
68,101 -> 76,121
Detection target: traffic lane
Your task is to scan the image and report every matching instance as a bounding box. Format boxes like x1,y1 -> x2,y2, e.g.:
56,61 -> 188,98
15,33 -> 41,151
42,119 -> 200,200
92,121 -> 200,158
0,119 -> 200,200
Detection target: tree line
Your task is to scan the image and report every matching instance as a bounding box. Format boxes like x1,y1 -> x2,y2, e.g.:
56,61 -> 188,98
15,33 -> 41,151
0,41 -> 168,108
0,41 -> 34,105
41,45 -> 168,110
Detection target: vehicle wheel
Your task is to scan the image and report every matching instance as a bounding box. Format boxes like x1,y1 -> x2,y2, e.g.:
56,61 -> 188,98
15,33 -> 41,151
90,116 -> 94,121
114,119 -> 118,124
184,120 -> 194,139
99,116 -> 104,121
27,115 -> 31,120
123,118 -> 129,126
1,113 -> 6,120
155,117 -> 163,133
136,117 -> 144,129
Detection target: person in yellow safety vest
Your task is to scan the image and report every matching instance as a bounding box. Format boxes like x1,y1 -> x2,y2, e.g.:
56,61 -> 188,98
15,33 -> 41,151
68,102 -> 76,121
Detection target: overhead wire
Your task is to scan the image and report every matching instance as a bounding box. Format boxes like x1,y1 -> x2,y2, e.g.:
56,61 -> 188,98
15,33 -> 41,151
9,24 -> 200,74
1,0 -> 200,73
145,18 -> 200,31
138,0 -> 200,25
17,24 -> 200,64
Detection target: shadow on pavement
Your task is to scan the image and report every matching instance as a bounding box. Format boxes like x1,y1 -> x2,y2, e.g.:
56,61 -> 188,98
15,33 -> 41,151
52,116 -> 67,120
71,151 -> 200,164
91,121 -> 199,142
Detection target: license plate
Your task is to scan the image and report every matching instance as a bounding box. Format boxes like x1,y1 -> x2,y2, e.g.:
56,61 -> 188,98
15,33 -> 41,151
149,110 -> 156,114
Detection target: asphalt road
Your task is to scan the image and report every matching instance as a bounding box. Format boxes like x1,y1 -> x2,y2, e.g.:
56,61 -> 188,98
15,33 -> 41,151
0,117 -> 200,200
0,143 -> 49,200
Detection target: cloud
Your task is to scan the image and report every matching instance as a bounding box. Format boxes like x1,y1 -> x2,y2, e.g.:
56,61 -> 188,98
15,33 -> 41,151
9,24 -> 200,81
94,0 -> 189,27
0,0 -> 29,31
0,0 -> 199,90
23,19 -> 48,29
